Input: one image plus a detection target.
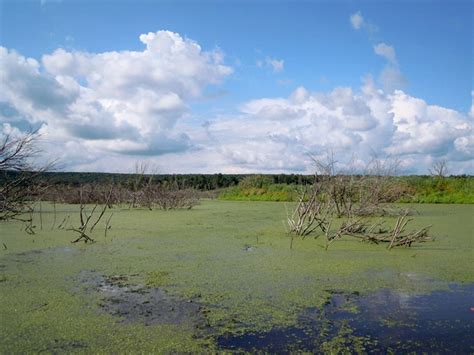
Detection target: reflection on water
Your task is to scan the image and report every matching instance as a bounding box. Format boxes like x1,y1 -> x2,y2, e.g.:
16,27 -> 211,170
218,283 -> 474,353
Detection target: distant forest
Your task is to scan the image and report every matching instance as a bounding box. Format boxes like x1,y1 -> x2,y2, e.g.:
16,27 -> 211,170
3,171 -> 315,190
2,170 -> 471,189
1,171 -> 473,204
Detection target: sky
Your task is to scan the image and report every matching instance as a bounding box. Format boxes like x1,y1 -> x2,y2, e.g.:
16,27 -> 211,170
0,0 -> 472,174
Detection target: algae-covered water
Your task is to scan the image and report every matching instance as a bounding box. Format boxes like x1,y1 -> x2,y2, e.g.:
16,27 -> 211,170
0,201 -> 473,352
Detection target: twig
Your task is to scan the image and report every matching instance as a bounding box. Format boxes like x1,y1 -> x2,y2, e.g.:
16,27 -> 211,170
51,200 -> 57,230
104,213 -> 113,238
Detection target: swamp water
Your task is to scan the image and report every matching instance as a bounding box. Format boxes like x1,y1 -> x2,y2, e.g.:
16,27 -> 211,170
70,266 -> 474,352
69,263 -> 474,353
1,202 -> 473,352
218,284 -> 474,353
2,244 -> 474,352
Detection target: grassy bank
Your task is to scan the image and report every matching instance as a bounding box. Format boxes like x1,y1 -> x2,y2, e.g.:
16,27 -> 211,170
219,183 -> 297,201
398,176 -> 474,203
219,176 -> 474,203
1,201 -> 473,352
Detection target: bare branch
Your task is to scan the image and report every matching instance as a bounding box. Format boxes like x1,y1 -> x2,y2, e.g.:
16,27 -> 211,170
429,160 -> 448,178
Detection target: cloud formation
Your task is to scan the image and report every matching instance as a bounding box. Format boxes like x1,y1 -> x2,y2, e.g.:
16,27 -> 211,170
181,80 -> 472,174
0,29 -> 472,174
1,31 -> 232,165
374,43 -> 397,65
266,57 -> 284,72
257,56 -> 284,73
350,11 -> 405,93
373,42 -> 405,92
349,11 -> 378,34
350,11 -> 364,30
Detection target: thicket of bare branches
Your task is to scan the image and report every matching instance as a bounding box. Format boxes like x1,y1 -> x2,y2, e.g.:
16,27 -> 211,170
43,181 -> 199,211
124,162 -> 199,210
309,154 -> 405,217
0,131 -> 51,222
66,185 -> 114,243
43,174 -> 197,242
430,160 -> 449,178
286,155 -> 433,250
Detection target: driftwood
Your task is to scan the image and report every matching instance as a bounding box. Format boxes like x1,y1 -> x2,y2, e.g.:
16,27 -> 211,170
322,211 -> 433,250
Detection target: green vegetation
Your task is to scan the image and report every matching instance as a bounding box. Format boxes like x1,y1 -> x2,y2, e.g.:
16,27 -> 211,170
219,183 -> 298,201
398,176 -> 474,204
145,271 -> 171,287
219,175 -> 299,201
1,201 -> 473,352
3,170 -> 472,203
219,176 -> 474,204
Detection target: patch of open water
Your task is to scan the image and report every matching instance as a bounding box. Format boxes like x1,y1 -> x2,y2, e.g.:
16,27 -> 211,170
218,284 -> 474,353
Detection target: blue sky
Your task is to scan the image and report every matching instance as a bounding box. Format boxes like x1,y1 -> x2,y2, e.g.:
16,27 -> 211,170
0,0 -> 472,173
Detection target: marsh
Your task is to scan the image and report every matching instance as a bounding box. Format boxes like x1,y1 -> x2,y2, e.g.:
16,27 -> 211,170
1,201 -> 472,352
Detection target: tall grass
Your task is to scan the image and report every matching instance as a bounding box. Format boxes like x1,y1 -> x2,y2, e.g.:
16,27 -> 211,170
398,176 -> 474,204
218,176 -> 474,204
219,184 -> 298,202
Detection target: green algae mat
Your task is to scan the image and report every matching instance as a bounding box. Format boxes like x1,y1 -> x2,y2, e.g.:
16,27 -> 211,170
1,201 -> 473,352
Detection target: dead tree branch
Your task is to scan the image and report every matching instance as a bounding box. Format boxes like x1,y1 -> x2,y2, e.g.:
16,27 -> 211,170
68,185 -> 113,244
286,154 -> 434,250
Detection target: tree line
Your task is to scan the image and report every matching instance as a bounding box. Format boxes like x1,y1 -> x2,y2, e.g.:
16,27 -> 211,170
1,170 -> 316,190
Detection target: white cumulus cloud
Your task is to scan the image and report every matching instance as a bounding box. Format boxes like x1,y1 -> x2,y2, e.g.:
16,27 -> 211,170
182,80 -> 472,174
1,31 -> 232,168
1,29 -> 472,174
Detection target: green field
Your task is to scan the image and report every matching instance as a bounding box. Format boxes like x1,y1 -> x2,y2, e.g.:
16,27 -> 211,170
1,201 -> 473,352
